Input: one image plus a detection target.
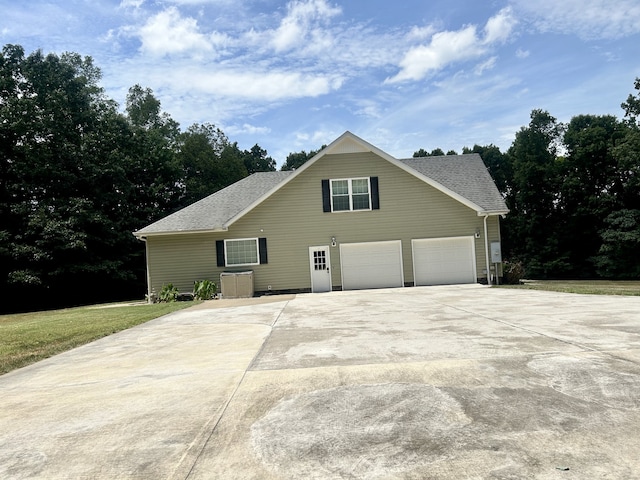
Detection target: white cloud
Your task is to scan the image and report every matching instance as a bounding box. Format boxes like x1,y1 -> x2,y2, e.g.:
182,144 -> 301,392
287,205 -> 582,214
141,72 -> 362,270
474,56 -> 497,75
353,99 -> 384,119
407,25 -> 438,41
295,128 -> 340,147
483,7 -> 517,44
164,0 -> 236,4
166,68 -> 344,100
510,0 -> 640,39
226,123 -> 272,136
385,26 -> 483,83
120,0 -> 145,8
271,0 -> 341,52
137,7 -> 215,56
515,48 -> 529,58
386,9 -> 516,84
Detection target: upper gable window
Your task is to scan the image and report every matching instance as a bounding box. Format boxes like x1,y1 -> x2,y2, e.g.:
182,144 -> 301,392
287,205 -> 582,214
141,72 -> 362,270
331,178 -> 370,211
322,177 -> 380,213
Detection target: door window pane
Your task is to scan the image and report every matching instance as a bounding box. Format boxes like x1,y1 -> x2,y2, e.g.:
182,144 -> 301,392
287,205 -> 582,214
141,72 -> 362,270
313,250 -> 327,270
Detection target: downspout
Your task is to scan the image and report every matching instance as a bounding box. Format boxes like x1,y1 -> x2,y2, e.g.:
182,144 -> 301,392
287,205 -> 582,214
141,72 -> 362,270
141,236 -> 153,303
482,214 -> 491,286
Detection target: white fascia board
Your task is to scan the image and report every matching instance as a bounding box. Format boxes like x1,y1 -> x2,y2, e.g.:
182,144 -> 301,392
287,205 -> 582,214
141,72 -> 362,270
133,227 -> 228,239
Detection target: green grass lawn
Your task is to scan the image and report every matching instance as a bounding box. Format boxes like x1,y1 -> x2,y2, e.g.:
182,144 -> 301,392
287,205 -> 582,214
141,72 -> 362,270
498,279 -> 640,296
0,301 -> 199,376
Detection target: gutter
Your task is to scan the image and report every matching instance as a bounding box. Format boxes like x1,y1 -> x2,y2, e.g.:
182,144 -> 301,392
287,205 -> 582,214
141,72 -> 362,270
476,210 -> 509,217
132,227 -> 228,240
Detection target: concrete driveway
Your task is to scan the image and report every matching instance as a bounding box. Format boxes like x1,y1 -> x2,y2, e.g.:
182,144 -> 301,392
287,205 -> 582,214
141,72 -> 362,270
2,285 -> 640,479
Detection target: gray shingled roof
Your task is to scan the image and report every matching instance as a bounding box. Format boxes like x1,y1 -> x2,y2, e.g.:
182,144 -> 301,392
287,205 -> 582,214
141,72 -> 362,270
134,171 -> 294,236
134,153 -> 507,237
399,154 -> 508,214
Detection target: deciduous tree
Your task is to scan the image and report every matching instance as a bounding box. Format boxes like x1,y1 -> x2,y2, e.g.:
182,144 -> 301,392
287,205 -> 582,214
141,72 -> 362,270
558,114 -> 625,276
280,146 -> 325,171
0,46 -> 150,310
242,144 -> 276,174
504,109 -> 564,277
177,125 -> 247,205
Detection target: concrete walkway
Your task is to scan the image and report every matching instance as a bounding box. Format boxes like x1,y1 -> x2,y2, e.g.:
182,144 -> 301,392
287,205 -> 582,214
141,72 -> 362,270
2,285 -> 640,479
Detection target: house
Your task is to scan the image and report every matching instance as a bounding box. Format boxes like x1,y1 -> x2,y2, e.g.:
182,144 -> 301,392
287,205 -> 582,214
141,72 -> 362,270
133,131 -> 508,298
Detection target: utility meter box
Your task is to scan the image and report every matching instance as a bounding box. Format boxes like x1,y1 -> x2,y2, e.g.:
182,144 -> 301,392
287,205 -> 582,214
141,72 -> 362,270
490,242 -> 502,263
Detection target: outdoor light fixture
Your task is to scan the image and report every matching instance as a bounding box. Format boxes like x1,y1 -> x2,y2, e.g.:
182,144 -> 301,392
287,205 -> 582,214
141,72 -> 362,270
475,229 -> 481,238
331,236 -> 337,247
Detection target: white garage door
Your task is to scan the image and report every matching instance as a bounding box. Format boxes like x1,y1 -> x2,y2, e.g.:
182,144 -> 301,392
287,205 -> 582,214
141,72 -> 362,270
412,236 -> 477,286
340,240 -> 404,290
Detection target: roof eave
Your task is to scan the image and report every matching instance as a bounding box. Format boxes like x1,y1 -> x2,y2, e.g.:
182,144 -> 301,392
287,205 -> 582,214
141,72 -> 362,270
477,209 -> 510,216
133,227 -> 228,239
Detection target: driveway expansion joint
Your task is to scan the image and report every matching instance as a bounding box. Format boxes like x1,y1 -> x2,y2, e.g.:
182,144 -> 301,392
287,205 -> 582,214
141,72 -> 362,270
180,300 -> 291,480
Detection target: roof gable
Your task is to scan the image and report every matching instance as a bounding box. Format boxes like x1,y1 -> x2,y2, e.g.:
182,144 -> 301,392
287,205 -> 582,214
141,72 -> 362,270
222,131 -> 397,228
296,131 -> 507,214
134,131 -> 508,237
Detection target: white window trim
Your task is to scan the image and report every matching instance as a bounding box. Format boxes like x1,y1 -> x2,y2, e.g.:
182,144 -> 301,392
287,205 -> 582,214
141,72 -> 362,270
224,237 -> 260,267
329,177 -> 372,212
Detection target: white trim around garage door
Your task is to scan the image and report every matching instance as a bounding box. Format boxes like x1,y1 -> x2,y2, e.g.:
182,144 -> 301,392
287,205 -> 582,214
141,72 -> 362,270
412,236 -> 477,286
340,240 -> 404,291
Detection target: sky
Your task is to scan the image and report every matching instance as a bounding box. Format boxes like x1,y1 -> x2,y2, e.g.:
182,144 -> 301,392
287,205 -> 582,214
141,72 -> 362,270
2,0 -> 640,166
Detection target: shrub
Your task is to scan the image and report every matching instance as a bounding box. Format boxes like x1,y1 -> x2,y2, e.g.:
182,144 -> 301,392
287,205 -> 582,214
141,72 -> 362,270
193,279 -> 217,300
503,261 -> 525,284
159,283 -> 179,302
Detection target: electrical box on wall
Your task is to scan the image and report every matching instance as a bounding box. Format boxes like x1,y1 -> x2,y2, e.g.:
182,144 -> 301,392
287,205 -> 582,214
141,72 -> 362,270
490,242 -> 502,263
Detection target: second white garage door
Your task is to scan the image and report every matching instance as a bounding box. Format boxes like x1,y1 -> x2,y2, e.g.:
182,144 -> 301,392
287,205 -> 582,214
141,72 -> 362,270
412,236 -> 477,286
340,240 -> 404,290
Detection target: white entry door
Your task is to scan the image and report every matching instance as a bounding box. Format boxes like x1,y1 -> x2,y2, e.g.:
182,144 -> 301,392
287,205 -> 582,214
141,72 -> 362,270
309,246 -> 332,293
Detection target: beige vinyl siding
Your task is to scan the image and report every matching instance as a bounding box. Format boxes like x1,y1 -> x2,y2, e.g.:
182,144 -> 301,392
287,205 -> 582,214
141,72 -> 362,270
145,151 -> 504,294
227,152 -> 487,290
146,234 -> 218,294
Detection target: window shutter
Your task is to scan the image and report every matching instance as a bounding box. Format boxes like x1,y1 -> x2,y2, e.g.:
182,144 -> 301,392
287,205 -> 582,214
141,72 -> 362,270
216,240 -> 225,267
370,176 -> 380,210
259,237 -> 268,264
322,179 -> 331,212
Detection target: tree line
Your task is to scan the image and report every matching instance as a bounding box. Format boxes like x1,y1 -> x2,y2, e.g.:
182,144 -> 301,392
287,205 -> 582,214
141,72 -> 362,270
411,89 -> 640,281
1,44 -> 638,312
0,45 -> 277,312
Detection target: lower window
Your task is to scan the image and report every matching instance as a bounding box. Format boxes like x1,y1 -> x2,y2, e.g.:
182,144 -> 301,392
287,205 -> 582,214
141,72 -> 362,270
225,238 -> 259,266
